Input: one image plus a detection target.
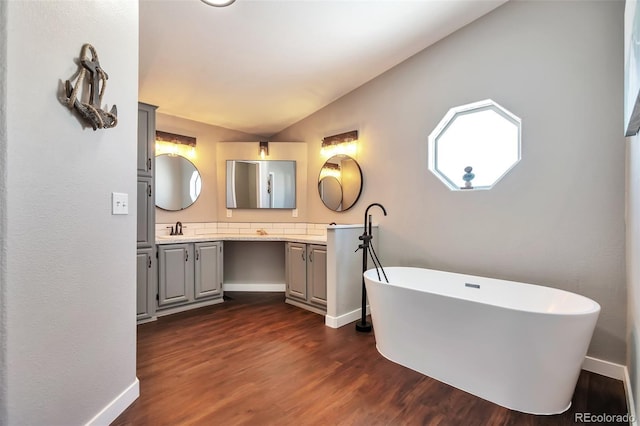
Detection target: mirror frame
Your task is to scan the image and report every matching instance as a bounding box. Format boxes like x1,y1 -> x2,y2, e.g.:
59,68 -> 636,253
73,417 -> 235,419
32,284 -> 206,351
318,175 -> 343,211
155,154 -> 202,211
225,159 -> 297,209
317,154 -> 363,212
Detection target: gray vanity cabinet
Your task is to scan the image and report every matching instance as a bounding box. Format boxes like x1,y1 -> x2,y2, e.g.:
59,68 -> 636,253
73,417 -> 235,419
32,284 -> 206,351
158,244 -> 193,306
136,247 -> 155,321
137,103 -> 156,178
137,176 -> 154,246
194,242 -> 223,299
286,243 -> 308,300
285,242 -> 327,312
158,242 -> 224,309
307,245 -> 327,307
137,102 -> 157,323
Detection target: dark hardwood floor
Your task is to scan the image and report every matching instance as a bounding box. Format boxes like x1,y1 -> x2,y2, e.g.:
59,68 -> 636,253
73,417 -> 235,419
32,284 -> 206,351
112,292 -> 628,426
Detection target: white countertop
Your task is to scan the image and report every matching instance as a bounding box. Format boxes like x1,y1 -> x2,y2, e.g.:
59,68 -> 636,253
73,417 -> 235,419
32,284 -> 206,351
155,233 -> 326,245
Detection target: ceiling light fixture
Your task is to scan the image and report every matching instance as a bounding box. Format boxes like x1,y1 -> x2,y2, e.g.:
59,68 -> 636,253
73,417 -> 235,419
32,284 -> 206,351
201,0 -> 236,7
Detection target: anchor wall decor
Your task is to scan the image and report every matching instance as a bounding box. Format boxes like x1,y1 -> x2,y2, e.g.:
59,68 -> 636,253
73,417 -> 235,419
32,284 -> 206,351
63,43 -> 117,130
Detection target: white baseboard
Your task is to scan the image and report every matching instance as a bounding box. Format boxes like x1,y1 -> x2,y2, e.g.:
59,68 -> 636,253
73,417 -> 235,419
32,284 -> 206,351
325,306 -> 370,328
85,378 -> 139,426
155,298 -> 224,317
582,356 -> 626,380
582,356 -> 637,425
284,298 -> 325,316
624,366 -> 638,426
223,283 -> 285,292
136,316 -> 157,325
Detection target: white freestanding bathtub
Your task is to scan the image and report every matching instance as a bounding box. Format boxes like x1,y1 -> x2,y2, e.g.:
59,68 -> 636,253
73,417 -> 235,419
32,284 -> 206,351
363,267 -> 600,415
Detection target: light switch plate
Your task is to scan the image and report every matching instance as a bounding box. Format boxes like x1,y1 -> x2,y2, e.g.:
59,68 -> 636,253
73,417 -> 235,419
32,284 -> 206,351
226,209 -> 232,218
112,192 -> 129,215
292,209 -> 298,217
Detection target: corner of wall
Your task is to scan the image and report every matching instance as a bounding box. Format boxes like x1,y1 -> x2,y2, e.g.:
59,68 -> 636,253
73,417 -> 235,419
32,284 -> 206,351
627,129 -> 640,420
627,323 -> 639,422
0,0 -> 8,423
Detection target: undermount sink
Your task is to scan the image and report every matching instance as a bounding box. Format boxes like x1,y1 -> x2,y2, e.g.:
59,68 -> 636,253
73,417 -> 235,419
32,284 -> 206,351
156,234 -> 193,240
156,233 -> 220,241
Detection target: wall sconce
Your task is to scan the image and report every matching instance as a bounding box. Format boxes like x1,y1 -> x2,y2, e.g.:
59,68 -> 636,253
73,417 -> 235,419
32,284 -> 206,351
321,130 -> 358,157
259,141 -> 269,159
319,162 -> 341,180
155,131 -> 197,159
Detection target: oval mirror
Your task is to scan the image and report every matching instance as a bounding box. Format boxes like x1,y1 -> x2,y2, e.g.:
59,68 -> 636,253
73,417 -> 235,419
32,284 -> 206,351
155,154 -> 202,211
318,155 -> 363,212
319,176 -> 342,211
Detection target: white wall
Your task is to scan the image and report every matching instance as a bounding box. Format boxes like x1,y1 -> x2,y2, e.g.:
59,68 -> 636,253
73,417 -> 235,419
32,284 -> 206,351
0,0 -> 8,423
627,133 -> 640,424
3,1 -> 138,424
627,0 -> 640,418
275,0 -> 626,363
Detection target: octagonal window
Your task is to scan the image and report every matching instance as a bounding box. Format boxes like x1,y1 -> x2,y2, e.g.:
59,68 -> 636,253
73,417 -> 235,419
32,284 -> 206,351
428,99 -> 521,191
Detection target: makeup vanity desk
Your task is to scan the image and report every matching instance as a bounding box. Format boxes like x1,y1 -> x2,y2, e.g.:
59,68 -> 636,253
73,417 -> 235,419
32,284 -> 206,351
147,225 -> 374,329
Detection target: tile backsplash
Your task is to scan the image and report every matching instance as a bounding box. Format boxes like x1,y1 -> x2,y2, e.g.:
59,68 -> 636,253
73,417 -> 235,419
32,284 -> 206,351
156,222 -> 328,237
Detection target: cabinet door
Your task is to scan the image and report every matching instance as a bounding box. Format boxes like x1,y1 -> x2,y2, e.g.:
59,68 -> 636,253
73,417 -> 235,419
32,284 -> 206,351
158,244 -> 193,306
137,103 -> 156,177
307,244 -> 327,307
194,242 -> 223,299
137,176 -> 154,246
136,247 -> 155,320
286,242 -> 307,300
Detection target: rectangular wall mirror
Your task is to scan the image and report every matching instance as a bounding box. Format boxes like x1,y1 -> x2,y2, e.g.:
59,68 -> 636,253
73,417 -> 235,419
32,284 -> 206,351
226,160 -> 296,209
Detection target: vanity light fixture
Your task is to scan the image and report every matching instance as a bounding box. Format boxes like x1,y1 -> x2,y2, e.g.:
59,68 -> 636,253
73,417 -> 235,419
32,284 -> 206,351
201,0 -> 236,7
321,130 -> 358,157
156,131 -> 197,159
319,162 -> 341,180
259,141 -> 269,159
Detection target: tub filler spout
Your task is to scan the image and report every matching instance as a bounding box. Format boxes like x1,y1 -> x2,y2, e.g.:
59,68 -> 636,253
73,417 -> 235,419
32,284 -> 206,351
356,203 -> 388,333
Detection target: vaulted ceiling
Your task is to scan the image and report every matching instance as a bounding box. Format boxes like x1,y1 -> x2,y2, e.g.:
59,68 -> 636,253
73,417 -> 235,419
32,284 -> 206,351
139,0 -> 508,137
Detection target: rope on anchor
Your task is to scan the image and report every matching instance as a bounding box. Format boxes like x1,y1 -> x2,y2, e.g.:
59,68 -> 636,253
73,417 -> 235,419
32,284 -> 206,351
64,43 -> 117,130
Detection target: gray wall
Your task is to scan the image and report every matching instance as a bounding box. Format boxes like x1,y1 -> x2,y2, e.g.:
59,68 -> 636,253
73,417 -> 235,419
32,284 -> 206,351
3,1 -> 138,424
155,113 -> 262,223
275,0 -> 626,363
